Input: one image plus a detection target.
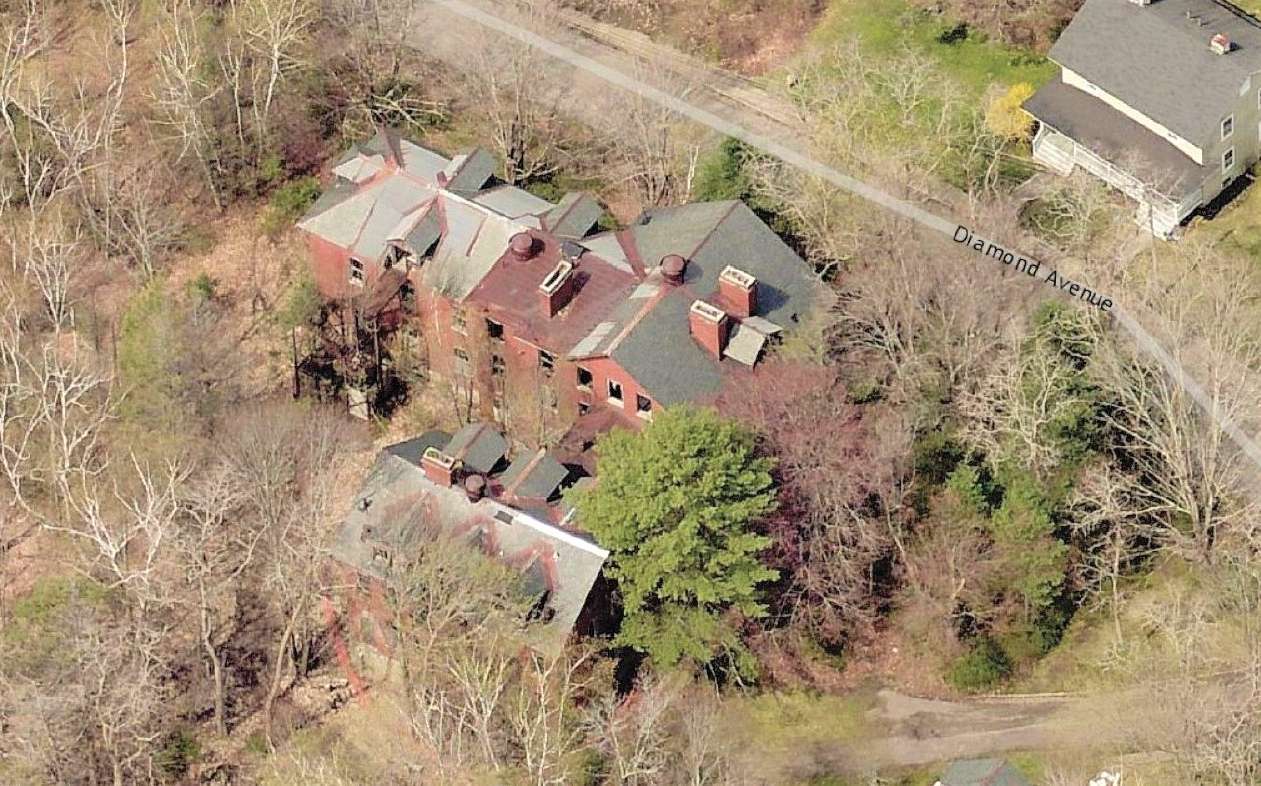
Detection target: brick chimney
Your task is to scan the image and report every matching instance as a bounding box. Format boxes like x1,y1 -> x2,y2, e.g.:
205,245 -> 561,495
718,266 -> 758,318
689,300 -> 729,359
421,447 -> 458,487
538,260 -> 576,318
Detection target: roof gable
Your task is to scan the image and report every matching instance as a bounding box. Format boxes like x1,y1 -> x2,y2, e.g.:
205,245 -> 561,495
1050,0 -> 1261,145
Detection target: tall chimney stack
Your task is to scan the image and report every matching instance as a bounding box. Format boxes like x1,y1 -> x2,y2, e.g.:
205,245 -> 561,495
421,447 -> 458,487
718,266 -> 758,318
538,260 -> 576,318
688,300 -> 729,360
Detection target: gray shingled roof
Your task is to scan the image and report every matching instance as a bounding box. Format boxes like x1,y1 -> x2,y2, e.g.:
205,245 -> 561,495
1049,0 -> 1261,147
609,200 -> 817,405
332,450 -> 608,654
939,758 -> 1031,786
500,449 -> 570,501
445,423 -> 509,475
385,430 -> 452,466
446,148 -> 498,194
612,290 -> 726,405
1025,78 -> 1204,194
545,192 -> 604,238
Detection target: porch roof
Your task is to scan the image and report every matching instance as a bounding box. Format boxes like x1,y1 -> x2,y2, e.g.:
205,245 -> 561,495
1025,79 -> 1204,197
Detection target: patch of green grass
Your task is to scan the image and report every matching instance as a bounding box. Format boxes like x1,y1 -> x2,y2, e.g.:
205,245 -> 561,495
811,0 -> 1057,98
2,575 -> 110,674
729,690 -> 877,750
1195,167 -> 1261,263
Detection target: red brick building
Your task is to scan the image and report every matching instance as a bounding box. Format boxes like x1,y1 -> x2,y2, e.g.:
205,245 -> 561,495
298,131 -> 818,443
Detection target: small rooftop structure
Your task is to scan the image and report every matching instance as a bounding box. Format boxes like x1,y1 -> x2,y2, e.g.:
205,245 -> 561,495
935,758 -> 1032,786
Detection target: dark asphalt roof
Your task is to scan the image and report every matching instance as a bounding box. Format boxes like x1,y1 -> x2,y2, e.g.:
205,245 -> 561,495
1025,78 -> 1204,193
403,208 -> 442,255
612,290 -> 725,406
446,148 -> 498,194
545,192 -> 604,238
612,200 -> 816,405
445,423 -> 509,475
1049,0 -> 1261,146
500,449 -> 570,501
384,431 -> 452,466
301,180 -> 356,222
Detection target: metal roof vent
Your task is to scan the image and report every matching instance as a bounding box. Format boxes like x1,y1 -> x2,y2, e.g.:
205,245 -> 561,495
1212,33 -> 1232,54
464,474 -> 486,501
509,232 -> 536,261
660,254 -> 687,284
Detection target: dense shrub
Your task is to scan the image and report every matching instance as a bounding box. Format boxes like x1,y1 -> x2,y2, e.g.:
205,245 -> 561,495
261,177 -> 322,237
947,637 -> 1011,691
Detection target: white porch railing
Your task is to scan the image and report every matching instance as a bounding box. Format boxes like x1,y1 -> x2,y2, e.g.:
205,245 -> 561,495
1032,125 -> 1202,237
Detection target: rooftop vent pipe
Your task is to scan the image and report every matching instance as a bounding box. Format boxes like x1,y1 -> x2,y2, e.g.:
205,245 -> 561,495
661,254 -> 687,284
510,232 -> 537,262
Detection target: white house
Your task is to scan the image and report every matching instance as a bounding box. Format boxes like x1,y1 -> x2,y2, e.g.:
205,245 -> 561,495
1025,0 -> 1261,237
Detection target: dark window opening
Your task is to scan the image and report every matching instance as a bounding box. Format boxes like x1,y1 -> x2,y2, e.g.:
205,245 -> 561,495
578,402 -> 591,416
576,366 -> 593,389
538,350 -> 556,376
399,282 -> 416,311
486,318 -> 504,341
608,379 -> 623,403
491,354 -> 505,376
636,394 -> 652,415
349,257 -> 365,285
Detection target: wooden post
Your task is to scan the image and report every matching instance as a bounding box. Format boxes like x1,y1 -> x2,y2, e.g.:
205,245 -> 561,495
291,327 -> 301,399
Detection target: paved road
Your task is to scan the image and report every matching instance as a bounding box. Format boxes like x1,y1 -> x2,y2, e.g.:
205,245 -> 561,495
427,0 -> 1261,493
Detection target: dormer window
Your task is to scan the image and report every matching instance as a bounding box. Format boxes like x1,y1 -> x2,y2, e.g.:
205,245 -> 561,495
635,394 -> 653,418
1222,115 -> 1234,140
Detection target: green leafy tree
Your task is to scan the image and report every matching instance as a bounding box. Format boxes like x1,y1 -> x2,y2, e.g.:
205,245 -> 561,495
568,406 -> 777,677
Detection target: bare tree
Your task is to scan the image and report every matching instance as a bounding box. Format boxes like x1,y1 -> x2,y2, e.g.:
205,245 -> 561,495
174,463 -> 257,736
583,673 -> 676,786
507,648 -> 593,786
462,0 -> 571,184
594,60 -> 702,206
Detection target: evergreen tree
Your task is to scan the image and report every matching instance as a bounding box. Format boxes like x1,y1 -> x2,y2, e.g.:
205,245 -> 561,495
568,406 -> 777,677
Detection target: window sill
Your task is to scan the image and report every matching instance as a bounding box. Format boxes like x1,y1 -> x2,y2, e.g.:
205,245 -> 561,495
607,397 -> 624,408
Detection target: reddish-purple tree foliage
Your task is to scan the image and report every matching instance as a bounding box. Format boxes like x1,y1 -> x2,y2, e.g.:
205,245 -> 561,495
716,362 -> 911,648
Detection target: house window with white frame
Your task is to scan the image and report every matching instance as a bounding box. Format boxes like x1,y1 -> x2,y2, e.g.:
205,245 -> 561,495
607,379 -> 623,406
1224,147 -> 1235,173
635,394 -> 653,419
1222,114 -> 1234,139
348,257 -> 365,286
